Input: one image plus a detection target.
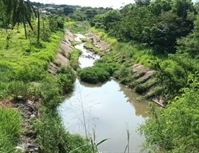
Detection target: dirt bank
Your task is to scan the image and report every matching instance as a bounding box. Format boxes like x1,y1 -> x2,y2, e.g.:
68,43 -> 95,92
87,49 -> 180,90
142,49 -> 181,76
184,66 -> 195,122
48,28 -> 74,74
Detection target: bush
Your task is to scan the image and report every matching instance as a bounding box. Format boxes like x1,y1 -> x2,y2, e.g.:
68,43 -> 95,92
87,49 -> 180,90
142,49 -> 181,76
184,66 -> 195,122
69,48 -> 82,70
58,74 -> 75,93
95,62 -> 119,76
135,84 -> 148,94
78,66 -> 110,84
34,111 -> 93,153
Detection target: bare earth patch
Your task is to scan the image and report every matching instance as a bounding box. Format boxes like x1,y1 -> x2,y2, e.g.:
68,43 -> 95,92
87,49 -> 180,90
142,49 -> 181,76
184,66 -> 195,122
48,28 -> 74,74
0,98 -> 13,107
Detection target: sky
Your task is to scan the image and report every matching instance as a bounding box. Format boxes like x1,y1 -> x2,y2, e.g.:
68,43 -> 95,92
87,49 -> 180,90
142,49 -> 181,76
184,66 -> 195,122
30,0 -> 135,9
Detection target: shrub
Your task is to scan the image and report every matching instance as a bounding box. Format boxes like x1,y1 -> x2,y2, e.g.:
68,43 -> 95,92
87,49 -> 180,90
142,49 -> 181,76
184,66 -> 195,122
113,66 -> 131,80
70,48 -> 82,70
135,84 -> 148,94
15,64 -> 45,82
58,73 -> 75,93
34,111 -> 93,153
95,62 -> 119,76
78,66 -> 110,84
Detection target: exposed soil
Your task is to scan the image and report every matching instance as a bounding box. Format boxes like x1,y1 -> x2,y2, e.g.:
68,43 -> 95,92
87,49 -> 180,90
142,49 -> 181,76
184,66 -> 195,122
48,28 -> 74,74
132,64 -> 155,83
0,98 -> 13,107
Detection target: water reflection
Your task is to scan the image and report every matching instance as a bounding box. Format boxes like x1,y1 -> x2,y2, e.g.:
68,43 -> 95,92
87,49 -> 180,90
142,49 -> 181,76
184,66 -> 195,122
58,33 -> 149,152
119,82 -> 149,118
58,79 -> 149,153
78,79 -> 108,88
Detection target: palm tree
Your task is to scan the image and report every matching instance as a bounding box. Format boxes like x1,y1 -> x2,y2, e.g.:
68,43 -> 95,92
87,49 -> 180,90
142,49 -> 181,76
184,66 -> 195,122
0,0 -> 36,38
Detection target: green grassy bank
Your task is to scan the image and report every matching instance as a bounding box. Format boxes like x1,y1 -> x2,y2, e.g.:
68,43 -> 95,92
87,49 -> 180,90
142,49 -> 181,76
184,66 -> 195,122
0,22 -> 94,152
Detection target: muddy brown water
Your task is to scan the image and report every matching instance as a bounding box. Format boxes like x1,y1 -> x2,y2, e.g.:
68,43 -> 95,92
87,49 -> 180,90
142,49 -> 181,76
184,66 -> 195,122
58,34 -> 149,152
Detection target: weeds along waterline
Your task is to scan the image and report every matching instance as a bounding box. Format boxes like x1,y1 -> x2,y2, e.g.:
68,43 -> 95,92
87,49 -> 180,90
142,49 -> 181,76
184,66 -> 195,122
58,83 -> 109,153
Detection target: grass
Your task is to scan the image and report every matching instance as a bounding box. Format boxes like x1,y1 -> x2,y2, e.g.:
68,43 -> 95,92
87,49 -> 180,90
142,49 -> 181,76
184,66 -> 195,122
0,106 -> 22,152
0,21 -> 97,152
69,48 -> 82,70
90,27 -> 117,45
88,28 -> 158,68
70,21 -> 90,34
89,26 -> 165,99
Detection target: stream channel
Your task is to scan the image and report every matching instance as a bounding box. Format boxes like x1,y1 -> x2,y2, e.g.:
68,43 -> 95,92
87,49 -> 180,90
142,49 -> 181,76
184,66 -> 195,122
58,34 -> 149,153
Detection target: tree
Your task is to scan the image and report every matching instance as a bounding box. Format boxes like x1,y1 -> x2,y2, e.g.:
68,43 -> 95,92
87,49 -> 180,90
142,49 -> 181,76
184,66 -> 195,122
63,5 -> 75,15
0,0 -> 36,38
135,0 -> 151,7
171,0 -> 194,18
103,10 -> 121,32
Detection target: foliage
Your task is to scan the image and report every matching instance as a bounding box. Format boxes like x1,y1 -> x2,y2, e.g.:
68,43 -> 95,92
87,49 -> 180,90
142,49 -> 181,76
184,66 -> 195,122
139,75 -> 199,153
84,42 -> 101,54
34,111 -> 93,153
90,27 -> 117,44
0,21 -> 83,152
90,0 -> 194,54
69,48 -> 82,70
78,66 -> 110,84
0,0 -> 36,38
70,22 -> 90,34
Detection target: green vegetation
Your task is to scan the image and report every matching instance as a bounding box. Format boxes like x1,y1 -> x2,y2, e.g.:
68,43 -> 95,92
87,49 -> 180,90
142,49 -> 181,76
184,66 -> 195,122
78,66 -> 110,84
2,0 -> 199,152
71,40 -> 82,46
70,21 -> 90,34
84,42 -> 101,54
139,75 -> 199,153
69,48 -> 82,70
0,106 -> 22,153
78,62 -> 119,84
82,1 -> 199,152
0,7 -> 94,152
90,27 -> 117,45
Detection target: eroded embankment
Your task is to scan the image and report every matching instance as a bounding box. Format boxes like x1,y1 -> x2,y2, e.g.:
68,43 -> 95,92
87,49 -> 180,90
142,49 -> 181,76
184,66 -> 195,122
48,29 -> 74,74
83,30 -> 165,107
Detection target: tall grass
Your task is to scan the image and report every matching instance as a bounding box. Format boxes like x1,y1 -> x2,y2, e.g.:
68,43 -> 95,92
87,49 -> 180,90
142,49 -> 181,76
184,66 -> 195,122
0,106 -> 22,152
